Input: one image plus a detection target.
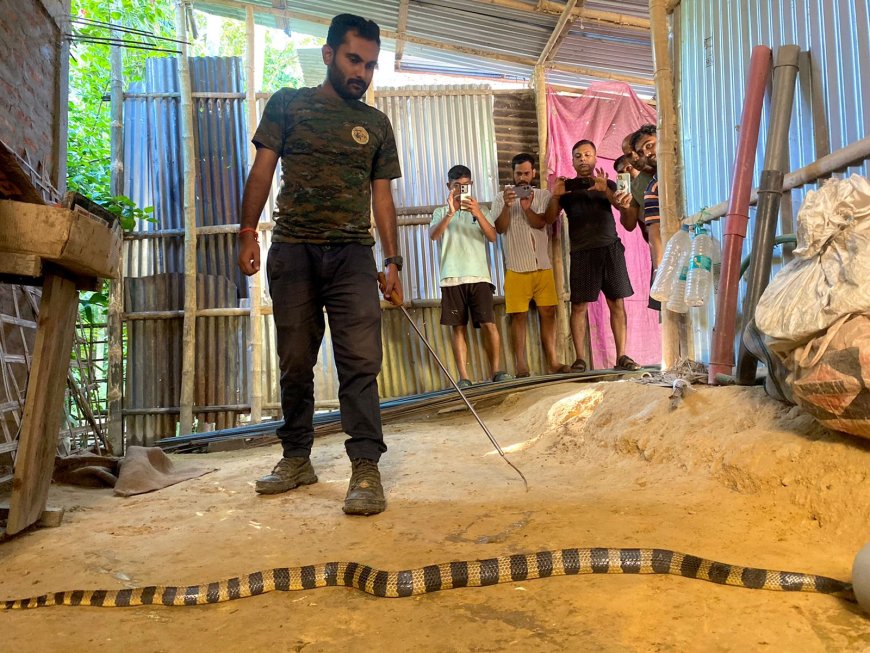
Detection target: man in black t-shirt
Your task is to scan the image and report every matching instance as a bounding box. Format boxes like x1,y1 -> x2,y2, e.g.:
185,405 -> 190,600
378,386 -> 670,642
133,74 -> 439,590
545,139 -> 641,372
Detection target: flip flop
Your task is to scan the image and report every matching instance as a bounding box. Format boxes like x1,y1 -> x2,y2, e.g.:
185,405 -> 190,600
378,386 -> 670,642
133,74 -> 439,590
570,359 -> 587,373
492,371 -> 515,382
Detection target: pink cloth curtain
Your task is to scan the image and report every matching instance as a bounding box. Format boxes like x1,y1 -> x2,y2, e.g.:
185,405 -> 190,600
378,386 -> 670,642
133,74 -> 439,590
546,82 -> 661,369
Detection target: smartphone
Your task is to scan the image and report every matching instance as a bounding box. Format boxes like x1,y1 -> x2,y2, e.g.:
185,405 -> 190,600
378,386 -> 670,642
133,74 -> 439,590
616,172 -> 631,194
514,184 -> 532,199
564,177 -> 593,192
459,183 -> 471,204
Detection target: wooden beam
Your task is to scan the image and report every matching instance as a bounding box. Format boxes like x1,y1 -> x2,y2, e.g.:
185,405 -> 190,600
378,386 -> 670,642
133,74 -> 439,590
537,0 -> 578,66
107,32 -> 125,455
649,0 -> 682,367
245,5 -> 263,425
474,0 -> 650,30
6,272 -> 79,535
394,0 -> 410,67
194,0 -> 652,87
176,0 -> 198,435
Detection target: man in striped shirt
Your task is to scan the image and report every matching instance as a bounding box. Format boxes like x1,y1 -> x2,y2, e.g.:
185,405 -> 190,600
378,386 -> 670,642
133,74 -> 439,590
492,153 -> 569,377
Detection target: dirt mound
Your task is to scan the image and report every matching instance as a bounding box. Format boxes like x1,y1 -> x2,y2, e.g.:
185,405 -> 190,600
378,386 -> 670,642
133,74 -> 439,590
527,381 -> 870,540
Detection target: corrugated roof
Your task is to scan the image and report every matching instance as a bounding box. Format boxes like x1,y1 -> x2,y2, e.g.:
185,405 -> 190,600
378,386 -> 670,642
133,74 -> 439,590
191,0 -> 655,97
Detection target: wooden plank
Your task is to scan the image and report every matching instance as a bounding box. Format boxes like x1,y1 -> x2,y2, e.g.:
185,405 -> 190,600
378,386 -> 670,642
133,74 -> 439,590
0,503 -> 64,529
0,200 -> 122,279
0,253 -> 42,278
6,272 -> 79,535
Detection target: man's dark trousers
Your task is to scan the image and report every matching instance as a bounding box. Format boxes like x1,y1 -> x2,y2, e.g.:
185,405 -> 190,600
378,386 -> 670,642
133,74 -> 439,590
267,242 -> 386,461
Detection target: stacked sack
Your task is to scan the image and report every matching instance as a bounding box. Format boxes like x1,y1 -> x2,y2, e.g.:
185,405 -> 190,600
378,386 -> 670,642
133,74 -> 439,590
754,174 -> 870,439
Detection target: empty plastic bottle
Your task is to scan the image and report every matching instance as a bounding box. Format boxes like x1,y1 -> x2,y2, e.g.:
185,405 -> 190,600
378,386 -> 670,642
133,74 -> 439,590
650,224 -> 691,302
666,251 -> 691,313
684,225 -> 715,307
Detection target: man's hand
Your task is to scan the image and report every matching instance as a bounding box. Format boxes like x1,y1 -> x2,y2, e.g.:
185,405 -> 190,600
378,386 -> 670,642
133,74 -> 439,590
592,167 -> 610,193
502,186 -> 518,204
461,195 -> 481,216
237,233 -> 260,276
551,177 -> 567,197
613,190 -> 632,209
446,190 -> 459,214
519,188 -> 533,212
379,266 -> 404,306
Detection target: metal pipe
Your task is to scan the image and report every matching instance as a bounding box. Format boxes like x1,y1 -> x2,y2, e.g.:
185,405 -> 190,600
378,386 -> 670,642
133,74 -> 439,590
378,273 -> 528,489
736,45 -> 801,385
708,46 -> 772,385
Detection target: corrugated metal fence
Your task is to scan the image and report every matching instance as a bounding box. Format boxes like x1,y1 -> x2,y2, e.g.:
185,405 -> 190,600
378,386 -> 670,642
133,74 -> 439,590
677,0 -> 870,362
121,66 -> 551,443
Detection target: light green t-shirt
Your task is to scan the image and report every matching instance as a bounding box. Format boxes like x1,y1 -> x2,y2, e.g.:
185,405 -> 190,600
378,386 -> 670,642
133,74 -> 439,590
430,205 -> 494,283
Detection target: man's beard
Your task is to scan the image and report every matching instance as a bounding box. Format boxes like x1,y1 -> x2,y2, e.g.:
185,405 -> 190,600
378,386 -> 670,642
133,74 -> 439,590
327,63 -> 368,100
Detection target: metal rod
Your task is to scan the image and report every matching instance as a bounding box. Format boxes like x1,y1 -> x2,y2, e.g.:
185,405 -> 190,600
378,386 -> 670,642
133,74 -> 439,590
379,274 -> 528,489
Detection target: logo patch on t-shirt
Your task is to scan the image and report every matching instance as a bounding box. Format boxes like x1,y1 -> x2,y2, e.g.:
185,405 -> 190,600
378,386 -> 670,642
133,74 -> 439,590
351,126 -> 369,145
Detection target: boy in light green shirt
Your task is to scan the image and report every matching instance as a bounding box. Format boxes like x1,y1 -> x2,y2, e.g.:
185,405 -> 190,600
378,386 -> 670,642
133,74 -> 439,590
429,165 -> 512,386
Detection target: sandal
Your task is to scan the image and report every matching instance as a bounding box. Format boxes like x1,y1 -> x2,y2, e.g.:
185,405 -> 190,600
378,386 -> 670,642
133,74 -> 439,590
569,359 -> 587,373
456,378 -> 473,389
492,371 -> 514,383
614,355 -> 641,371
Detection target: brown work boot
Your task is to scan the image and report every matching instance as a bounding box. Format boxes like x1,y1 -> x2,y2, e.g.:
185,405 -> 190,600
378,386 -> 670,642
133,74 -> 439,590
254,457 -> 317,495
342,458 -> 386,516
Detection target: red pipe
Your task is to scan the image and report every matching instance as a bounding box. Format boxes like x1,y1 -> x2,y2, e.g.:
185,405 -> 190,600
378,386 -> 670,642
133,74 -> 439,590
709,45 -> 772,384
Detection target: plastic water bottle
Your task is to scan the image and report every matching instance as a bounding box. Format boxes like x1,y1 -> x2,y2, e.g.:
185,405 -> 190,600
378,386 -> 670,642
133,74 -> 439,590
650,225 -> 691,302
684,225 -> 715,307
666,251 -> 691,313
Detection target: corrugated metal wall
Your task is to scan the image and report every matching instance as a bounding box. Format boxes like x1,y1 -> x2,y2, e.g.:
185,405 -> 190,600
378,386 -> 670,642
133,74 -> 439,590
677,0 -> 870,362
123,75 -> 555,439
122,57 -> 249,443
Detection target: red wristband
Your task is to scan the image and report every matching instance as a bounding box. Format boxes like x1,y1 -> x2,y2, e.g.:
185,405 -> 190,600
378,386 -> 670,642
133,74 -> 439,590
238,227 -> 258,240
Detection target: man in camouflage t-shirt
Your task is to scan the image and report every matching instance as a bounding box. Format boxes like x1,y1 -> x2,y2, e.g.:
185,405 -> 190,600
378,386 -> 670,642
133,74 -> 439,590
237,14 -> 403,516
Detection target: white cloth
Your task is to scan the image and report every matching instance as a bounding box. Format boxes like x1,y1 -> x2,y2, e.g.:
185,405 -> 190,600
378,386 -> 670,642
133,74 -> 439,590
491,188 -> 553,273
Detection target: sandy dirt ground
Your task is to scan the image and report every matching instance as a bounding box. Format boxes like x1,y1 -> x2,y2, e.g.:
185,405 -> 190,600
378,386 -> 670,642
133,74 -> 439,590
1,380 -> 869,652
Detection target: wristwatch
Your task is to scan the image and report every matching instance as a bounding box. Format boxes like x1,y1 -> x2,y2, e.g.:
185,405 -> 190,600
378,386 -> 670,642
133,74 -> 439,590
383,255 -> 404,271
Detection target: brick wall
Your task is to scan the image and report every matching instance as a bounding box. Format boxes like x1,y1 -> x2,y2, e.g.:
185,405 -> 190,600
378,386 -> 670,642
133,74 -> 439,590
0,0 -> 68,186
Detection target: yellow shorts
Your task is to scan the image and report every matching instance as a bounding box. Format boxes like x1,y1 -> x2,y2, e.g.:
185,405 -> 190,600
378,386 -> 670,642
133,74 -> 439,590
504,269 -> 559,314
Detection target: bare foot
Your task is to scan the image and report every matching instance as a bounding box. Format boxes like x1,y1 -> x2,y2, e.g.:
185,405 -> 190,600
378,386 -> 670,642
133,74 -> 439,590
548,363 -> 571,374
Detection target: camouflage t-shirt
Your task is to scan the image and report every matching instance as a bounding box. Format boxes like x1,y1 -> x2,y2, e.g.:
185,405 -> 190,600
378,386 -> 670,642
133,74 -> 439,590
252,87 -> 402,245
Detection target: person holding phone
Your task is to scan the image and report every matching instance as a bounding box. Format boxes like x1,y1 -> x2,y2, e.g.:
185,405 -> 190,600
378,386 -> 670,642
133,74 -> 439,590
492,153 -> 569,377
430,165 -> 512,387
545,139 -> 641,373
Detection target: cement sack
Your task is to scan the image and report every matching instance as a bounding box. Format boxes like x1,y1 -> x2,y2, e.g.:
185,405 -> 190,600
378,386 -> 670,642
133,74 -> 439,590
784,313 -> 870,440
756,175 -> 870,348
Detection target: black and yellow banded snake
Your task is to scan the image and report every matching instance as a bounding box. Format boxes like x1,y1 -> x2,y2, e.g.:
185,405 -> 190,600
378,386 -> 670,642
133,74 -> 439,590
1,547 -> 856,609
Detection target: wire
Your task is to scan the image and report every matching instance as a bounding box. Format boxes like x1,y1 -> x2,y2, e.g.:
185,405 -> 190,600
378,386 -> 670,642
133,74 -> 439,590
69,15 -> 190,46
65,34 -> 181,55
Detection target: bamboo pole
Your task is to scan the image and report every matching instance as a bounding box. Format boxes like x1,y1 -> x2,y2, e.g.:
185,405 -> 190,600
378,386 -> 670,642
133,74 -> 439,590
176,0 -> 197,435
107,38 -> 124,455
534,65 -> 569,363
245,6 -> 263,425
649,0 -> 682,367
394,0 -> 410,68
537,0 -> 578,66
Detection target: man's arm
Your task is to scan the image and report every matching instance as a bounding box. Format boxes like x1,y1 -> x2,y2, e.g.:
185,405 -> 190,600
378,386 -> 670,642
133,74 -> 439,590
620,197 -> 642,232
429,192 -> 457,241
238,147 -> 279,276
372,178 -> 404,304
493,190 -> 513,234
544,178 -> 566,225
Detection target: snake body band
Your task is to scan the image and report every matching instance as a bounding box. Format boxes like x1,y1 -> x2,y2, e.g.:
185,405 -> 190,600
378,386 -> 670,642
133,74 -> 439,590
2,547 -> 854,609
